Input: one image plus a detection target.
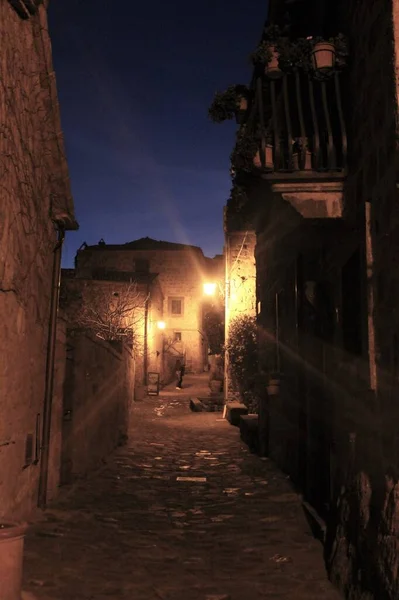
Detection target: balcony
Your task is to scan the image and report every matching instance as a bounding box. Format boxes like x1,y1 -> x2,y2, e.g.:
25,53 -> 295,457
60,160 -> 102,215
243,69 -> 347,218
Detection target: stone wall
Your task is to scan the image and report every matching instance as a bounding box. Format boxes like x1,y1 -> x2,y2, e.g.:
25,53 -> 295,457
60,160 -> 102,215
224,230 -> 256,400
0,2 -> 74,520
60,331 -> 134,483
325,1 -> 399,598
46,312 -> 68,504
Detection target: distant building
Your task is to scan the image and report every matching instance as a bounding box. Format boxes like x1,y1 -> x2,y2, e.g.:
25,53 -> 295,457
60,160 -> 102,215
0,0 -> 77,519
64,237 -> 223,391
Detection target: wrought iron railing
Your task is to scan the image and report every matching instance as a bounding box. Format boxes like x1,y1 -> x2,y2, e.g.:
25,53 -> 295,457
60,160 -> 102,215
248,71 -> 347,174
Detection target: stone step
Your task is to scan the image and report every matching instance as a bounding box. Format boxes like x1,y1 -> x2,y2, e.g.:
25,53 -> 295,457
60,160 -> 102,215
239,414 -> 259,453
189,398 -> 204,412
225,402 -> 248,426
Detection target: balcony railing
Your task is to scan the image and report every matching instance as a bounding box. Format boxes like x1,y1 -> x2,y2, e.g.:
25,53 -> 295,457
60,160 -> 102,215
248,70 -> 347,176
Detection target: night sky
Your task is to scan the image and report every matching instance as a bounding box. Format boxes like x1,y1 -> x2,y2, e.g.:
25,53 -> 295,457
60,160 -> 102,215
48,0 -> 268,266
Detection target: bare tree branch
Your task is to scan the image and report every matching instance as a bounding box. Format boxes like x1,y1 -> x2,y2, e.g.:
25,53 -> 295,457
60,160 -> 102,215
62,282 -> 147,353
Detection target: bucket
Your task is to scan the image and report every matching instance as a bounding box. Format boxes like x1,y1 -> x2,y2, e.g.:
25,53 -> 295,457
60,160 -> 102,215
0,522 -> 27,600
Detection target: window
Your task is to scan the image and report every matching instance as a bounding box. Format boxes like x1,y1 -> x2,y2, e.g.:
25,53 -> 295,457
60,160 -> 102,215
174,331 -> 182,342
168,297 -> 184,316
134,259 -> 149,273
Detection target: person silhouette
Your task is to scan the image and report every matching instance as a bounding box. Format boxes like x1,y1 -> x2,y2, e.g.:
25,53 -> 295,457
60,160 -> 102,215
175,360 -> 185,390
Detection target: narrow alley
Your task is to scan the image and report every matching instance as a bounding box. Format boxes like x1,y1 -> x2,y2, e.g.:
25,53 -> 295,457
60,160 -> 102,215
22,375 -> 340,600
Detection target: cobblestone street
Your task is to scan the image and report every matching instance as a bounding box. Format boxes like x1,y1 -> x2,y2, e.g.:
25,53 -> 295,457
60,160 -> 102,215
22,376 -> 341,600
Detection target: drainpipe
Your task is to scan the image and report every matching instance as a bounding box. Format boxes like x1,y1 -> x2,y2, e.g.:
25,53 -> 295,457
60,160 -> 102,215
38,227 -> 65,509
224,232 -> 230,402
143,282 -> 149,385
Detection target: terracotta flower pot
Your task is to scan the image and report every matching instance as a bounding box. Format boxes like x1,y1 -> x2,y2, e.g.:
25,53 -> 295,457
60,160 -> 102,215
267,378 -> 280,396
312,42 -> 335,71
253,144 -> 274,170
265,47 -> 282,79
238,97 -> 248,111
0,522 -> 27,600
293,150 -> 313,171
235,96 -> 248,124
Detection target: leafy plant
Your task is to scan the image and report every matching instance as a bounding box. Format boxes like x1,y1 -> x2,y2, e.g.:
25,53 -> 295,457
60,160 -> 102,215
208,84 -> 249,123
250,24 -> 290,67
292,136 -> 310,152
250,41 -> 274,66
332,33 -> 349,68
230,127 -> 260,173
203,305 -> 225,355
279,37 -> 313,72
226,315 -> 259,412
228,184 -> 249,212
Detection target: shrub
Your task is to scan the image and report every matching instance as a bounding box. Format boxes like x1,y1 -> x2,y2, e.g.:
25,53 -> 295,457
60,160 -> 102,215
226,315 -> 259,412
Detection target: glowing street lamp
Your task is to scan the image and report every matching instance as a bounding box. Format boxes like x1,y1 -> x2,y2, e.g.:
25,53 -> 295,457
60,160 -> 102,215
157,321 -> 166,330
203,282 -> 217,296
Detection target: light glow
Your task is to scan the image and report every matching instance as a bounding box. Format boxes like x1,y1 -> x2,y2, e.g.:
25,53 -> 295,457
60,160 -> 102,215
157,321 -> 166,330
203,282 -> 217,296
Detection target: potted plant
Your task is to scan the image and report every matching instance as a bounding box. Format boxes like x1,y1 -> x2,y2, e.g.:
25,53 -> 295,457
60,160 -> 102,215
209,354 -> 224,394
208,85 -> 250,124
0,522 -> 27,599
292,137 -> 312,170
266,373 -> 281,396
251,24 -> 286,79
310,33 -> 348,72
311,37 -> 335,71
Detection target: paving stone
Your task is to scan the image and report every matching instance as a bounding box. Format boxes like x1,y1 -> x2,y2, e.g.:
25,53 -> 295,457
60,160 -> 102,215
22,374 -> 342,600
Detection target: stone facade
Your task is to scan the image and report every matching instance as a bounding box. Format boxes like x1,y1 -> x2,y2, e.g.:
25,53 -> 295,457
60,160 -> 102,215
73,238 -> 221,382
0,1 -> 76,520
60,331 -> 134,484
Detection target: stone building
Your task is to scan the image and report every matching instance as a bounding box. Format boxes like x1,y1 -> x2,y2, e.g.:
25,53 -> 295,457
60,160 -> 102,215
224,209 -> 256,400
69,237 -> 221,389
0,0 -> 77,520
219,0 -> 399,597
61,266 -> 164,396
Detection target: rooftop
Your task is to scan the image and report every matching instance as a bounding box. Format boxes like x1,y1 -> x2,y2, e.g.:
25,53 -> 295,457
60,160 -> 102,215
79,237 -> 205,254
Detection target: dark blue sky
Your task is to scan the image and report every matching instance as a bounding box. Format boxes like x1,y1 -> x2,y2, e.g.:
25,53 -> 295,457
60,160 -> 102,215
49,0 -> 267,266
